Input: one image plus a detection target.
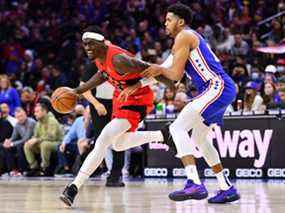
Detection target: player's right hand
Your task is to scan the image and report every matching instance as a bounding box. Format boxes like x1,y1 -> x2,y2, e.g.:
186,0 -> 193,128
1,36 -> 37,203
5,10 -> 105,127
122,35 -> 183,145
94,103 -> 107,116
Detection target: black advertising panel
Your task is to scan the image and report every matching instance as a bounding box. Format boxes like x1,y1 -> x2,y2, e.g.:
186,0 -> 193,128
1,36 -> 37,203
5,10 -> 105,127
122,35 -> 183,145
144,116 -> 285,178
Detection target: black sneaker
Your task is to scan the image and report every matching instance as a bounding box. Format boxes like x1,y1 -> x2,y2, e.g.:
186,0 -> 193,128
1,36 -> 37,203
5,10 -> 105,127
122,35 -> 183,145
59,184 -> 78,206
160,123 -> 177,152
106,176 -> 125,187
40,168 -> 53,177
54,166 -> 64,175
55,167 -> 73,178
25,169 -> 41,177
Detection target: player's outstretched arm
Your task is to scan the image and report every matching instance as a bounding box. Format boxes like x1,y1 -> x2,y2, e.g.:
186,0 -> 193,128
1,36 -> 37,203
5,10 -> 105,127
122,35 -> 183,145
112,54 -> 175,90
74,72 -> 107,94
141,31 -> 198,81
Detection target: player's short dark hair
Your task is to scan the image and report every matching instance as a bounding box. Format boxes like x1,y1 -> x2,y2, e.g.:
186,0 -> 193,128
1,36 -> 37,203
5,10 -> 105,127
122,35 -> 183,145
83,25 -> 103,35
167,3 -> 193,25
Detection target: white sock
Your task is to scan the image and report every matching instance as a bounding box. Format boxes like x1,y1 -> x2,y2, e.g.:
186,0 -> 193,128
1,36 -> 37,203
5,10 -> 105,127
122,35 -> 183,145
216,170 -> 232,190
185,165 -> 201,184
72,170 -> 90,189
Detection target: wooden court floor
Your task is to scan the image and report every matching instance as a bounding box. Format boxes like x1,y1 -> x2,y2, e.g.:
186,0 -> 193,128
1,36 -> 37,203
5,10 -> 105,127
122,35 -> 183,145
0,178 -> 284,213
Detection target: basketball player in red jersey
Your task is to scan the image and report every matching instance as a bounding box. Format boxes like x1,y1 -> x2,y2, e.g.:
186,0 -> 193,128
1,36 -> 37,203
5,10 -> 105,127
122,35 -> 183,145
60,26 -> 174,206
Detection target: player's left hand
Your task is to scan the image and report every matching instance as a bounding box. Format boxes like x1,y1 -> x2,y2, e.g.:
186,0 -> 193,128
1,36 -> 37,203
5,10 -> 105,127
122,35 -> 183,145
118,83 -> 141,102
141,64 -> 163,78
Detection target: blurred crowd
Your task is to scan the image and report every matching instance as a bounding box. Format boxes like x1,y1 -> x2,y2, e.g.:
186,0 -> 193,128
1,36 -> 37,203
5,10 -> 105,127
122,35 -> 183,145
1,0 -> 285,176
0,101 -> 133,177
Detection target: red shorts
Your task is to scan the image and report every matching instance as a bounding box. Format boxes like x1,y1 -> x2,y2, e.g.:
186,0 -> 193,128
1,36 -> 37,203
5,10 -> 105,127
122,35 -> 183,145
112,90 -> 153,131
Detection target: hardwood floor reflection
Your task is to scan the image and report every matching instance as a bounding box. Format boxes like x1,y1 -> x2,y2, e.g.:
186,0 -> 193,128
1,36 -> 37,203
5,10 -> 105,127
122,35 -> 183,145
0,178 -> 284,213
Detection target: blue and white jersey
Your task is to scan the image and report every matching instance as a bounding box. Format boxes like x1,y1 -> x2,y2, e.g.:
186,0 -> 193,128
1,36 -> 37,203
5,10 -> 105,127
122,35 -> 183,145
184,29 -> 232,92
183,29 -> 236,126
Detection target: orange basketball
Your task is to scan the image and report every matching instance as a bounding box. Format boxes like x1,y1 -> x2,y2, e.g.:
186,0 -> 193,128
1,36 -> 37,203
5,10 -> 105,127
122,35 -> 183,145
51,87 -> 78,114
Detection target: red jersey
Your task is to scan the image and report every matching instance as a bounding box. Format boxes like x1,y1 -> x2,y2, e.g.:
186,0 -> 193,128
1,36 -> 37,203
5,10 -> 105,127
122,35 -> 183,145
95,44 -> 152,96
94,43 -> 154,131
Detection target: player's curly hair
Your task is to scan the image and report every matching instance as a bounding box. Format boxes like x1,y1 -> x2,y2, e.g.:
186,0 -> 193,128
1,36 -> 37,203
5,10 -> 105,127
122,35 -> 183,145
167,3 -> 193,25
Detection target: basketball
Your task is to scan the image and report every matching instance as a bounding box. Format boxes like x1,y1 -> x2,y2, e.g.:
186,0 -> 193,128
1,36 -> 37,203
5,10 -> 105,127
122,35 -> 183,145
51,87 -> 78,114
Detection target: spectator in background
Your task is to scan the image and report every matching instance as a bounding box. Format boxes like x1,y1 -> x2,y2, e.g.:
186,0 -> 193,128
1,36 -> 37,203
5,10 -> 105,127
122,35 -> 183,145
150,83 -> 164,106
55,108 -> 87,177
267,87 -> 285,109
231,64 -> 249,88
74,104 -> 85,117
2,38 -> 24,75
161,87 -> 176,114
20,87 -> 39,117
250,67 -> 264,86
49,65 -> 67,91
216,28 -> 235,52
2,107 -> 36,176
189,85 -> 198,98
243,81 -> 265,112
0,108 -> 13,175
174,92 -> 188,113
231,34 -> 249,56
24,103 -> 63,176
277,76 -> 285,90
0,75 -> 20,115
176,83 -> 187,93
268,20 -> 283,43
0,103 -> 17,127
264,65 -> 277,80
262,82 -> 280,109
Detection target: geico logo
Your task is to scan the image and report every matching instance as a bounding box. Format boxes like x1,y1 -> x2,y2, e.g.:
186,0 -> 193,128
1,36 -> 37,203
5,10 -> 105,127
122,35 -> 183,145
204,168 -> 215,177
268,168 -> 285,177
144,168 -> 168,177
236,168 -> 263,177
173,168 -> 186,177
204,168 -> 230,177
